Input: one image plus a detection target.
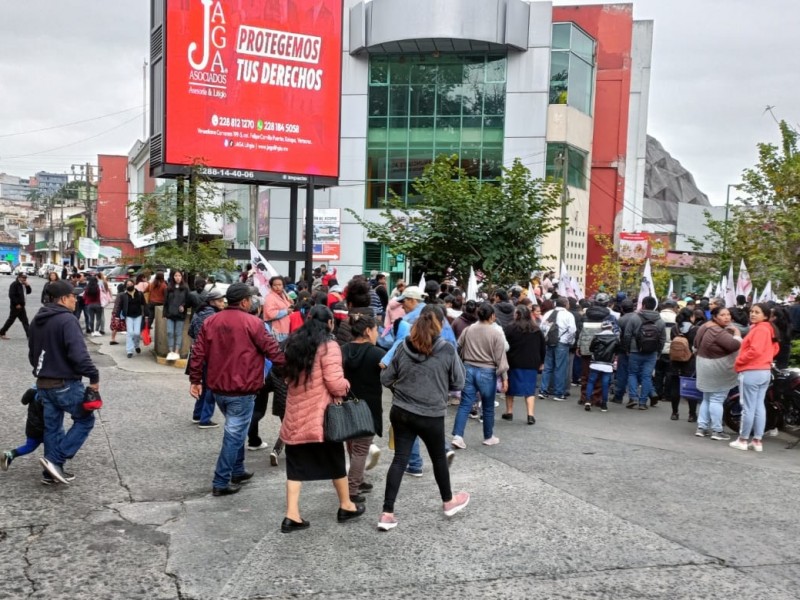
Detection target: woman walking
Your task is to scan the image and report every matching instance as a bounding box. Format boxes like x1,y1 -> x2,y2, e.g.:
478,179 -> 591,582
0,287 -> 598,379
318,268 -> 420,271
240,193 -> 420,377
378,305 -> 467,531
148,270 -> 168,327
41,271 -> 60,304
164,270 -> 190,361
83,276 -> 104,336
342,313 -> 385,503
120,278 -> 146,358
730,303 -> 779,452
263,276 -> 293,343
502,305 -> 545,424
451,303 -> 509,448
279,305 -> 364,533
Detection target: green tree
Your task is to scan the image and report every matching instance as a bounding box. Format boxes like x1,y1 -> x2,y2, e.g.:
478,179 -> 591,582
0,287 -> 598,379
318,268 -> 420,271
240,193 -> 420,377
348,155 -> 565,286
127,166 -> 240,275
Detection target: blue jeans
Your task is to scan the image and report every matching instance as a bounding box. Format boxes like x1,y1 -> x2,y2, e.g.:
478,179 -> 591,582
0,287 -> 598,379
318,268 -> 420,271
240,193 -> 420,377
738,370 -> 770,440
627,352 -> 658,405
39,380 -> 95,467
698,389 -> 727,433
125,315 -> 142,355
453,364 -> 497,440
585,369 -> 612,404
166,318 -> 185,353
407,437 -> 423,472
572,354 -> 583,384
614,353 -> 629,401
541,343 -> 569,397
212,393 -> 255,489
193,383 -> 216,425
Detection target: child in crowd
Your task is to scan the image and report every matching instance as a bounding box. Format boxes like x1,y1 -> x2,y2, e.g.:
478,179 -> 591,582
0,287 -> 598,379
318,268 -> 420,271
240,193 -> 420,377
585,320 -> 620,412
1,388 -> 46,475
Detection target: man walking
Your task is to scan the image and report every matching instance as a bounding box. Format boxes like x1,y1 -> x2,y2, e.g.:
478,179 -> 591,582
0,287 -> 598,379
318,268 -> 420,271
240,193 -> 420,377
539,297 -> 577,401
622,296 -> 666,410
189,283 -> 285,496
1,272 -> 32,339
29,280 -> 99,484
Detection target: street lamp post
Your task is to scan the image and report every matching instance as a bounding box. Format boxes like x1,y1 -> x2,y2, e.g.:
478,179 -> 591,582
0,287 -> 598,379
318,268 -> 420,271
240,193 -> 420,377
722,183 -> 740,262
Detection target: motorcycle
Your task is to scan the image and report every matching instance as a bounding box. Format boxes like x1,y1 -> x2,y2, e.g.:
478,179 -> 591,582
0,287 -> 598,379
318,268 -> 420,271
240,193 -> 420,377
723,366 -> 800,448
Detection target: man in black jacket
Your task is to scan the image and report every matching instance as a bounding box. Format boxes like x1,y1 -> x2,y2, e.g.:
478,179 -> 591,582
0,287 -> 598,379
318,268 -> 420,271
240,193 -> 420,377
0,272 -> 32,339
29,280 -> 99,484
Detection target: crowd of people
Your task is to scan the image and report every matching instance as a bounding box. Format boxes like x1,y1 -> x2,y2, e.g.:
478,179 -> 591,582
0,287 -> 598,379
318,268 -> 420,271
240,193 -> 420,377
3,261 -> 800,532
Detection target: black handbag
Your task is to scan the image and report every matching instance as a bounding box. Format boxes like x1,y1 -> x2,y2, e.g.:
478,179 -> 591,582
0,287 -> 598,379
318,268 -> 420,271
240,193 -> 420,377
324,391 -> 375,443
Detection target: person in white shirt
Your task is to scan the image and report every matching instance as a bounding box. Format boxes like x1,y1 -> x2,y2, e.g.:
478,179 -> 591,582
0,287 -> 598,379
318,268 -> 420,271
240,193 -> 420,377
538,297 -> 577,401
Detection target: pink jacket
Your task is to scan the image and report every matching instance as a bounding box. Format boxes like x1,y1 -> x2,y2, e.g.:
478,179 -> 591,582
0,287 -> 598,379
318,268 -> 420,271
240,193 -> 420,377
263,290 -> 292,337
280,341 -> 350,444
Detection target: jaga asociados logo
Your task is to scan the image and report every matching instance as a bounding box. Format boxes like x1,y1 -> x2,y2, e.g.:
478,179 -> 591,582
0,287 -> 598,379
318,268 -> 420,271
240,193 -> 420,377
187,0 -> 228,97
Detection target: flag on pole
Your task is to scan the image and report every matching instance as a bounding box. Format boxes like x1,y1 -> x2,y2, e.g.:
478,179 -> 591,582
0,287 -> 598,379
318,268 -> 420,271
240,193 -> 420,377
527,281 -> 538,305
466,267 -> 478,301
759,281 -> 773,303
570,277 -> 584,301
249,242 -> 280,298
418,272 -> 426,290
637,259 -> 656,309
713,279 -> 722,299
736,259 -> 752,298
557,261 -> 575,298
725,263 -> 737,308
666,279 -> 673,300
751,287 -> 758,306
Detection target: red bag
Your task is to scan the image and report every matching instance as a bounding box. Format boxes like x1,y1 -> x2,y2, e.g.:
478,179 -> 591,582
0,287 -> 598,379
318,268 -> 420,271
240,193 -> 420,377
141,320 -> 152,346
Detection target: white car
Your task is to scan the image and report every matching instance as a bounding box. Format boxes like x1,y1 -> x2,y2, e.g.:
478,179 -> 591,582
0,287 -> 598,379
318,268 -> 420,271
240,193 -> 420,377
0,261 -> 12,275
38,263 -> 57,277
13,262 -> 36,276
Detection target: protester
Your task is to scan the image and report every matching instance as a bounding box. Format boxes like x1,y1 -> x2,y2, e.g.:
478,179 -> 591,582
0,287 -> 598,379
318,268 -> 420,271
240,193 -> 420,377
278,305 -> 363,532
612,299 -> 636,403
109,284 -> 127,345
41,271 -> 59,304
452,299 -> 478,340
730,303 -> 779,452
584,320 -> 620,412
148,270 -> 168,326
263,275 -> 294,343
120,278 -> 146,358
28,280 -> 99,485
694,306 -> 740,439
1,388 -> 44,475
189,283 -> 286,496
770,305 -> 793,369
502,305 -> 545,424
83,276 -> 104,336
188,288 -> 225,429
379,304 -> 468,531
621,296 -> 666,410
0,272 -> 32,339
341,313 -> 385,502
164,270 -> 190,361
539,297 -> 577,401
451,302 -> 509,448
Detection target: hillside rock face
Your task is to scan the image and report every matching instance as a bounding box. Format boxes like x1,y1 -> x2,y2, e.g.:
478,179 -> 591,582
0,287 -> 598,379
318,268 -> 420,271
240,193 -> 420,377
643,135 -> 709,224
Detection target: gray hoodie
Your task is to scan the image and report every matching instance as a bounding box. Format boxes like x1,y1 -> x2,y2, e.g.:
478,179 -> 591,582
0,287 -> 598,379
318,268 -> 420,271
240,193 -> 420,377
380,337 -> 465,418
621,309 -> 666,354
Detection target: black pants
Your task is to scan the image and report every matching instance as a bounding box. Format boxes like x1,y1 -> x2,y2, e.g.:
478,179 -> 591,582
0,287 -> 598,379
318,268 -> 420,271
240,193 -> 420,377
0,305 -> 29,337
382,405 -> 451,513
669,361 -> 697,416
247,383 -> 269,447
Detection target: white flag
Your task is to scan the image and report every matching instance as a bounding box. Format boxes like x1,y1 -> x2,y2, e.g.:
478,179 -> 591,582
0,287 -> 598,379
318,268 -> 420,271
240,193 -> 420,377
736,259 -> 752,298
703,281 -> 714,298
557,261 -> 574,298
249,242 -> 279,298
713,279 -> 722,299
725,263 -> 737,308
759,281 -> 773,303
637,259 -> 656,309
667,279 -> 673,300
527,281 -> 538,305
419,272 -> 426,290
751,287 -> 758,306
466,267 -> 478,301
571,277 -> 584,301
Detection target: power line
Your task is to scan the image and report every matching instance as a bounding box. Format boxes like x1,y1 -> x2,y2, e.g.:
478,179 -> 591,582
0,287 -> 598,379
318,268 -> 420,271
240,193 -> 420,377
0,106 -> 143,139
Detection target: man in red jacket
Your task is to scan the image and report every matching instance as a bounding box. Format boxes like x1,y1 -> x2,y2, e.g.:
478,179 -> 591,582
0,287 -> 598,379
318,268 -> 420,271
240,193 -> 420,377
189,283 -> 285,496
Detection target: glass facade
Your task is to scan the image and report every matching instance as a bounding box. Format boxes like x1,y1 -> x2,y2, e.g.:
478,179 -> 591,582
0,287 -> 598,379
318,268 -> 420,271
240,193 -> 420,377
549,23 -> 596,115
366,54 -> 507,208
546,143 -> 588,190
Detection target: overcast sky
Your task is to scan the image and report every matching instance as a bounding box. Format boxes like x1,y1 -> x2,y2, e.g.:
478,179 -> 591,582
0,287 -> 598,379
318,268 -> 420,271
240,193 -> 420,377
0,0 -> 797,206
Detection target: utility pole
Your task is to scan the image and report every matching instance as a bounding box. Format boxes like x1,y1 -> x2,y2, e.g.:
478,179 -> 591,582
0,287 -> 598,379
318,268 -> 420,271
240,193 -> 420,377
555,151 -> 569,268
249,184 -> 258,248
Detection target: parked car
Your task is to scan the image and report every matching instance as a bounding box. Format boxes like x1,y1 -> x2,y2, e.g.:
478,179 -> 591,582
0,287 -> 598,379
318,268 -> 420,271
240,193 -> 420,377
0,261 -> 12,275
106,264 -> 144,285
203,270 -> 239,297
13,262 -> 36,276
38,263 -> 57,277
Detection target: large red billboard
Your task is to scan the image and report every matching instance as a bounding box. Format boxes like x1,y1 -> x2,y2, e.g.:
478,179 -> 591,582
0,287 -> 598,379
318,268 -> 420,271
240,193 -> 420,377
163,0 -> 342,183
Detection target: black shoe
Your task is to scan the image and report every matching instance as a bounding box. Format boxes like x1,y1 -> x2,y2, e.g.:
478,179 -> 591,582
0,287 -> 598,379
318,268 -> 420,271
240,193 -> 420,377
135,347 -> 141,354
281,517 -> 310,533
337,504 -> 366,522
626,401 -> 638,409
687,414 -> 697,423
527,415 -> 536,425
127,353 -> 133,358
231,471 -> 254,484
212,484 -> 242,496
650,399 -> 659,407
638,405 -> 649,411
359,482 -> 374,493
198,421 -> 220,429
501,413 -> 513,421
670,413 -> 679,421
349,494 -> 366,503
584,402 -> 591,412
610,398 -> 623,404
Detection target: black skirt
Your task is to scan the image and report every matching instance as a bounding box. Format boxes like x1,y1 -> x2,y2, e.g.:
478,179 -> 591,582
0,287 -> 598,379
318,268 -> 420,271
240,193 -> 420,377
285,441 -> 346,481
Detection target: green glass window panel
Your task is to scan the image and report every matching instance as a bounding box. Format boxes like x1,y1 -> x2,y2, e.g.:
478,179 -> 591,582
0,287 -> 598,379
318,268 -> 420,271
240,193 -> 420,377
550,51 -> 569,104
567,146 -> 588,189
387,180 -> 407,200
387,117 -> 410,147
407,149 -> 434,179
461,116 -> 482,144
546,143 -> 565,181
438,63 -> 463,85
367,117 -> 388,144
388,85 -> 409,116
387,147 -> 409,180
369,85 -> 388,116
370,57 -> 389,84
481,146 -> 503,180
410,62 -> 438,84
463,59 -> 485,84
366,181 -> 387,208
409,85 -> 436,116
571,27 -> 595,64
462,84 -> 482,116
367,147 -> 388,180
437,85 -> 464,116
408,117 -> 435,144
569,54 -> 593,115
435,117 -> 461,143
482,117 -> 504,143
485,56 -> 506,83
552,23 -> 571,50
483,83 -> 505,115
389,60 -> 410,84
461,145 -> 482,178
435,143 -> 460,160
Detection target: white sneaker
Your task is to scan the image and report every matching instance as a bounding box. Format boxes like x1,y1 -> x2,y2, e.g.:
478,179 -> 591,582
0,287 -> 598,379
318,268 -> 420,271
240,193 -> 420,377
166,352 -> 178,361
451,435 -> 466,449
748,440 -> 764,452
767,428 -> 779,437
482,436 -> 500,446
365,444 -> 381,471
729,439 -> 749,451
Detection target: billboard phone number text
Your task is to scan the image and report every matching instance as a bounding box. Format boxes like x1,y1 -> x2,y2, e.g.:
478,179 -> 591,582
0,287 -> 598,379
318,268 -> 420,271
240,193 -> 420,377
214,115 -> 300,134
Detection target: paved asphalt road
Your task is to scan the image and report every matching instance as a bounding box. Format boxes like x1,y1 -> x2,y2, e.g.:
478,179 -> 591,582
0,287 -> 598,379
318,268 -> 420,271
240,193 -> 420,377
0,276 -> 799,599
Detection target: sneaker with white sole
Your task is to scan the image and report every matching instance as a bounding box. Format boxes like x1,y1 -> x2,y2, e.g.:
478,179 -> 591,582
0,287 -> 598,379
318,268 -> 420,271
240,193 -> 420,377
198,421 -> 220,429
553,396 -> 567,402
710,431 -> 731,441
1,450 -> 13,471
695,429 -> 709,437
482,436 -> 500,446
443,491 -> 470,517
247,442 -> 269,451
39,457 -> 70,484
766,428 -> 780,437
729,439 -> 749,451
451,435 -> 466,449
748,440 -> 763,452
377,513 -> 398,531
365,444 -> 381,471
446,450 -> 455,467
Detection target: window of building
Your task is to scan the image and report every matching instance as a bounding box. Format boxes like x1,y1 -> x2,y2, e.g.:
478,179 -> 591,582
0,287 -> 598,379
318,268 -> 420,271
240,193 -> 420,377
546,143 -> 588,190
549,23 -> 596,115
366,54 -> 507,208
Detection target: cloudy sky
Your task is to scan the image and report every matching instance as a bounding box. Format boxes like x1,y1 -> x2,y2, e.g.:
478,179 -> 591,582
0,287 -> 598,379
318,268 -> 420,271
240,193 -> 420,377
0,0 -> 797,206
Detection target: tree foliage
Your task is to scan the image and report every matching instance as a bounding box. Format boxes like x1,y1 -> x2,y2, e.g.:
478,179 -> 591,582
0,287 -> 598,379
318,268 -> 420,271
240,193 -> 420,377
127,165 -> 240,275
348,155 -> 564,286
589,231 -> 670,298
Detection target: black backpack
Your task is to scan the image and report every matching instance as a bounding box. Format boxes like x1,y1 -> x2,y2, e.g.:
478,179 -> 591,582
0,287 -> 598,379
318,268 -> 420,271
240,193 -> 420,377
545,311 -> 560,347
636,316 -> 661,354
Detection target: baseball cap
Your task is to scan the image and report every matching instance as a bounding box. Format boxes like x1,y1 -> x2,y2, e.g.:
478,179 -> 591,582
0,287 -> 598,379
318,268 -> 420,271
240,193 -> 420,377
397,285 -> 426,301
205,288 -> 224,301
595,292 -> 610,305
47,280 -> 75,299
226,282 -> 255,304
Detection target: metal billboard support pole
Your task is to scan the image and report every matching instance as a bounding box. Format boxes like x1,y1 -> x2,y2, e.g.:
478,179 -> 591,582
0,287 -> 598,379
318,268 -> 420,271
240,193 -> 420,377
289,184 -> 298,281
304,179 -> 314,288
